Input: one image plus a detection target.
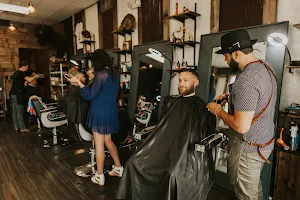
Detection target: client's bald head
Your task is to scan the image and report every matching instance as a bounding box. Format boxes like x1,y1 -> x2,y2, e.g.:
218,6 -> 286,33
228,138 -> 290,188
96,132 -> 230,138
178,71 -> 199,96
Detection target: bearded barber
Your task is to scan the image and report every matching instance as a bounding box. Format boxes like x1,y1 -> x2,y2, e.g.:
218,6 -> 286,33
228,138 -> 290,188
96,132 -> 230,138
206,29 -> 277,200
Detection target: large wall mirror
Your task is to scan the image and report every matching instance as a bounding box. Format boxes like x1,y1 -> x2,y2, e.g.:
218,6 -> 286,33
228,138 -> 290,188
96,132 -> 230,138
197,22 -> 289,199
127,41 -> 173,123
136,55 -> 163,123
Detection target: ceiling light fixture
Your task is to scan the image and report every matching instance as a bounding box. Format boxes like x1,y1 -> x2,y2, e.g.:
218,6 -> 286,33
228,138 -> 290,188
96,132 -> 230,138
0,3 -> 29,15
7,23 -> 17,33
28,1 -> 35,14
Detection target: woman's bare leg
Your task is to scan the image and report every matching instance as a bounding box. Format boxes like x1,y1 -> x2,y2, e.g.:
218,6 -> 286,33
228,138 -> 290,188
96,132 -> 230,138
104,134 -> 121,167
93,132 -> 105,174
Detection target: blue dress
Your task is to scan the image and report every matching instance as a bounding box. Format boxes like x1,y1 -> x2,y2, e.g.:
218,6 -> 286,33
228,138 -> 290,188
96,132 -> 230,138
80,70 -> 120,134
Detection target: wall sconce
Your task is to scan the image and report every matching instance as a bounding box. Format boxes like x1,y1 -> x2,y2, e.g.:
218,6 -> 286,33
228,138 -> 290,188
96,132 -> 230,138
7,23 -> 17,33
28,1 -> 35,14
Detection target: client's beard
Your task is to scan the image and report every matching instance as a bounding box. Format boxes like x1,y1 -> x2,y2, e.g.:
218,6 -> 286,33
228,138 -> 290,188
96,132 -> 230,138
178,85 -> 195,96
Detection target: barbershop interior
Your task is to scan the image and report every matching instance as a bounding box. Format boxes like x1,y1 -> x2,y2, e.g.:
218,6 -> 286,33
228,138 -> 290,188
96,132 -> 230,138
0,0 -> 300,200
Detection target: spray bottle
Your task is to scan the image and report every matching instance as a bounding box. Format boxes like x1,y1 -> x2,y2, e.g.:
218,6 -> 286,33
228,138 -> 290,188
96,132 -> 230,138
290,123 -> 299,151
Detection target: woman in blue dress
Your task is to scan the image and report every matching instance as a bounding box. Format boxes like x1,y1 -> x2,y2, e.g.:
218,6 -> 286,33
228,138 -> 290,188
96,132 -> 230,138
66,49 -> 123,186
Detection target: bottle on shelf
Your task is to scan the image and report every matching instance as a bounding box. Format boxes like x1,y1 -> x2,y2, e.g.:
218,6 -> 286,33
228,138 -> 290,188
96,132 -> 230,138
175,2 -> 178,15
63,52 -> 67,61
176,61 -> 180,69
290,122 -> 299,151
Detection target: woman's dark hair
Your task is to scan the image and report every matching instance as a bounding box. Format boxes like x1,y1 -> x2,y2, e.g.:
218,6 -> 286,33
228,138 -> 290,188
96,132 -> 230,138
90,49 -> 118,82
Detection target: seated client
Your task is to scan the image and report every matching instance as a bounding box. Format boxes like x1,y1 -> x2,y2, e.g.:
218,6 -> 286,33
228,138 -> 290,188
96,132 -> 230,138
116,70 -> 216,200
64,68 -> 90,140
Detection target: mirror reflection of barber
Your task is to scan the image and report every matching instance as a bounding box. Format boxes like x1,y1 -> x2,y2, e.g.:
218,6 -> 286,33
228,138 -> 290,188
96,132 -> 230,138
206,29 -> 277,200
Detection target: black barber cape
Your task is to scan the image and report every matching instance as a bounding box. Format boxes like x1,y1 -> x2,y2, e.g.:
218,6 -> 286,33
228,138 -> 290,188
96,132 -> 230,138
116,95 -> 216,200
64,85 -> 89,123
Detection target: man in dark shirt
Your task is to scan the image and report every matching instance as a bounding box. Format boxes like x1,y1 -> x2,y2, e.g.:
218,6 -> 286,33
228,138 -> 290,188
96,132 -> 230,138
9,61 -> 40,132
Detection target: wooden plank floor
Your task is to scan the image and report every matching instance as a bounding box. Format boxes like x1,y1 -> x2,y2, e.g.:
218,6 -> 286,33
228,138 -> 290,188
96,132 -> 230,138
0,120 -> 119,200
0,119 -> 236,200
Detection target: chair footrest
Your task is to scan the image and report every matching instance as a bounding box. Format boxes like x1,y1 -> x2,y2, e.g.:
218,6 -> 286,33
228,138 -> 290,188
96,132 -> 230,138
42,137 -> 69,148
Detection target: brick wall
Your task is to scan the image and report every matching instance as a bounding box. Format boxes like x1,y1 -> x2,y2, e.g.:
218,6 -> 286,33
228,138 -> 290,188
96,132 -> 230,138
0,23 -> 45,99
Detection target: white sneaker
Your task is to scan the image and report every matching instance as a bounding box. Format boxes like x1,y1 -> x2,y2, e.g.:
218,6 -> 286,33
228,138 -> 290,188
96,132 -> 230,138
91,173 -> 105,186
108,166 -> 124,177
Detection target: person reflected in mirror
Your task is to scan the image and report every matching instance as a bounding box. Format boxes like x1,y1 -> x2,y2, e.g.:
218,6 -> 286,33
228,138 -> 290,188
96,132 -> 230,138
65,49 -> 123,187
206,29 -> 277,200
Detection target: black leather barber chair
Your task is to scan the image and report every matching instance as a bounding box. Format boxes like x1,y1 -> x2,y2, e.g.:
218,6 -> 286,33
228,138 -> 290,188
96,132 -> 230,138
31,96 -> 69,147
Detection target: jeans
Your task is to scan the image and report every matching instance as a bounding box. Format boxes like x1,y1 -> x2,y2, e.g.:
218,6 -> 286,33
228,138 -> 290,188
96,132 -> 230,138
11,95 -> 26,130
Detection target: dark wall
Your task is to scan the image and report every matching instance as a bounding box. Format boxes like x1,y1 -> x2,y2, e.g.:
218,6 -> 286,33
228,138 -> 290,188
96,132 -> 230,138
62,17 -> 74,57
219,0 -> 264,31
102,8 -> 114,49
141,0 -> 163,43
54,16 -> 75,58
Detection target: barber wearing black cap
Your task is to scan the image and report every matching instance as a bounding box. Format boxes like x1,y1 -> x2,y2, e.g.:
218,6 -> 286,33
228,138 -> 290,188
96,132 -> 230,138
206,29 -> 277,200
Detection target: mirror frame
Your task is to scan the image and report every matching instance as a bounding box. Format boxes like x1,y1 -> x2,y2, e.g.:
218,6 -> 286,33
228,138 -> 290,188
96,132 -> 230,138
127,41 -> 173,123
196,21 -> 289,198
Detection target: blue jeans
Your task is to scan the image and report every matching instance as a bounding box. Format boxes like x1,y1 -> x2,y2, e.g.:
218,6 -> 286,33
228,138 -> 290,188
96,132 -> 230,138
11,95 -> 26,130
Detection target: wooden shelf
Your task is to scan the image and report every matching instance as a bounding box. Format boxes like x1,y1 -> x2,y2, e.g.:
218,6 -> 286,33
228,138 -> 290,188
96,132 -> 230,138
119,71 -> 131,75
113,49 -> 132,55
287,66 -> 300,69
80,40 -> 96,45
293,24 -> 300,30
51,84 -> 67,87
280,114 -> 300,119
167,11 -> 201,23
169,41 -> 200,48
50,63 -> 69,68
50,72 -> 67,75
167,66 -> 197,73
112,29 -> 134,36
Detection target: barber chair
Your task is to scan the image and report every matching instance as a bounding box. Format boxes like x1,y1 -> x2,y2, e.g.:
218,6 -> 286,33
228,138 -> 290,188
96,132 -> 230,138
73,123 -> 111,177
133,101 -> 155,141
74,123 -> 96,177
31,97 -> 69,147
195,132 -> 228,168
135,101 -> 154,127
